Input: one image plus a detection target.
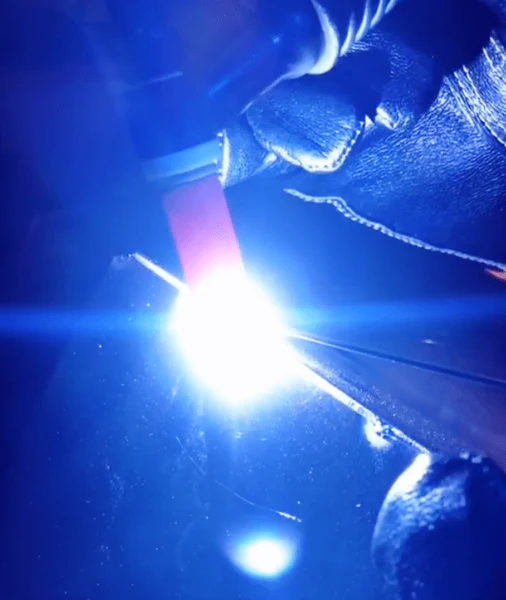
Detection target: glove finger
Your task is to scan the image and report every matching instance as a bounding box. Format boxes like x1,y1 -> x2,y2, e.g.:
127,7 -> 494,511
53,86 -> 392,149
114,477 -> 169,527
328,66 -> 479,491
221,117 -> 272,187
223,43 -> 392,185
372,453 -> 506,600
224,11 -> 443,184
245,72 -> 369,174
281,62 -> 506,270
222,69 -> 370,185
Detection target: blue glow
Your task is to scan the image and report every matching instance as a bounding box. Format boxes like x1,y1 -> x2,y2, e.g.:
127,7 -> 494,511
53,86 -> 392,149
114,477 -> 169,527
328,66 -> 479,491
172,268 -> 298,403
291,294 -> 506,330
228,535 -> 297,579
0,293 -> 505,338
0,308 -> 164,337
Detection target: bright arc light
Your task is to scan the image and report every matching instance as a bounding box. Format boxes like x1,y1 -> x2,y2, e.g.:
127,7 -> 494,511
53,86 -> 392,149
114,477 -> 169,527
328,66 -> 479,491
230,537 -> 296,579
172,268 -> 297,403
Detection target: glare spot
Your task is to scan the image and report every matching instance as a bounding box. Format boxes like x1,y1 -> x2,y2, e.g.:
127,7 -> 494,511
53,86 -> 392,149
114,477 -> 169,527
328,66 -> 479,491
364,417 -> 391,451
172,268 -> 297,403
388,453 -> 431,500
228,536 -> 296,579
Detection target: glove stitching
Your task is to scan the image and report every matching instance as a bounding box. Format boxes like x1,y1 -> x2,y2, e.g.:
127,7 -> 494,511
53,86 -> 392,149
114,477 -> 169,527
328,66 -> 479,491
285,188 -> 506,269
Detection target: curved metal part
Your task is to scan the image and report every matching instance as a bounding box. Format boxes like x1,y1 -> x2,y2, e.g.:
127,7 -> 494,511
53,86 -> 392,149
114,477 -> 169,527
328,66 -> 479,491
311,0 -> 401,73
341,0 -> 400,54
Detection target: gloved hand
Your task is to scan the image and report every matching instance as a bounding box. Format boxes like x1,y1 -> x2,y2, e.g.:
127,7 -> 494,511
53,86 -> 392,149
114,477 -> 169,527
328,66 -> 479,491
372,453 -> 506,600
223,0 -> 506,269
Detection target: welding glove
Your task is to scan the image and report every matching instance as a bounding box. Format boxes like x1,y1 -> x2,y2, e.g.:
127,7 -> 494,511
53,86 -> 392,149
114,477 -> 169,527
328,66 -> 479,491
223,0 -> 506,270
372,453 -> 506,600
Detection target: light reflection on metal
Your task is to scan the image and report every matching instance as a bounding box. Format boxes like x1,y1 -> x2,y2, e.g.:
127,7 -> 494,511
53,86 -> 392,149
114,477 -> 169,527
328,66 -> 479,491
133,253 -> 187,291
292,332 -> 506,392
300,364 -> 428,454
364,417 -> 392,451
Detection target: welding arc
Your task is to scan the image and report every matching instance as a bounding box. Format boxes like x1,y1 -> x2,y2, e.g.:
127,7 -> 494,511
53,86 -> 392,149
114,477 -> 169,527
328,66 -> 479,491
291,333 -> 506,392
131,254 -> 506,391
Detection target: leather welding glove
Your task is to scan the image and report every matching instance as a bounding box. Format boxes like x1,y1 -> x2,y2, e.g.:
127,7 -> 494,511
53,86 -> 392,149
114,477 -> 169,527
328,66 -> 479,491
372,453 -> 506,600
223,0 -> 506,270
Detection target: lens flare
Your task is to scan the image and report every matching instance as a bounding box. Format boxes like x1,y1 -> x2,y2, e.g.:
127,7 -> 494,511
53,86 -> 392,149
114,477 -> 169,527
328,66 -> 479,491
171,268 -> 297,403
227,534 -> 298,579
